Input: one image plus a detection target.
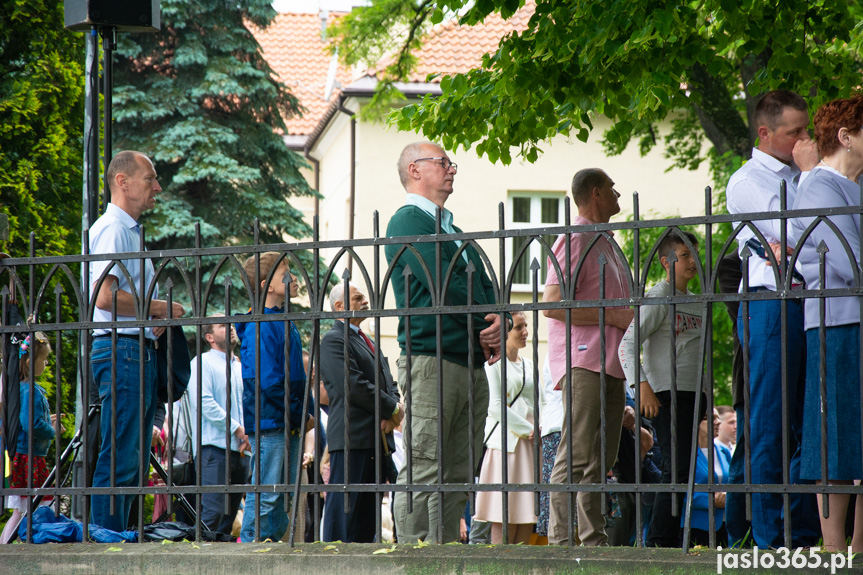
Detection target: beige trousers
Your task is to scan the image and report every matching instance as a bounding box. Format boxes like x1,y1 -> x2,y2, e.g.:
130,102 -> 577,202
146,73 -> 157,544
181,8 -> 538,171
548,367 -> 626,546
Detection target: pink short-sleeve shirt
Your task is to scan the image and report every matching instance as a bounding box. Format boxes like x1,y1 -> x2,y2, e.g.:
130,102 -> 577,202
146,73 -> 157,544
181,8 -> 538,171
545,216 -> 631,386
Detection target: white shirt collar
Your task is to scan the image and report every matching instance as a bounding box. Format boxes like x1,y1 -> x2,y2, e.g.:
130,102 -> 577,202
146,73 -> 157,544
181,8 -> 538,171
751,147 -> 800,177
405,193 -> 454,230
206,348 -> 237,362
105,203 -> 140,229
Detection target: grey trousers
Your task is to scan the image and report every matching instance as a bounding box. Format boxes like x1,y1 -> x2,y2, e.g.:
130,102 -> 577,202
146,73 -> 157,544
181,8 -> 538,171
394,355 -> 489,543
548,368 -> 626,546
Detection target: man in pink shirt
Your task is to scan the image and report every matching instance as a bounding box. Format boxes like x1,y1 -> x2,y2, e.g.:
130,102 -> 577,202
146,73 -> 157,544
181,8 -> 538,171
542,168 -> 633,546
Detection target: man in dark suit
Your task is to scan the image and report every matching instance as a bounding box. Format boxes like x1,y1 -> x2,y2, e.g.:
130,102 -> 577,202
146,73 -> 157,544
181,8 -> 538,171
320,282 -> 403,542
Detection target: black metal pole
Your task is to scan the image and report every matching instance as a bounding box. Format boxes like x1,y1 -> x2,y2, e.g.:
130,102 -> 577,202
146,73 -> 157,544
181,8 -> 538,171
102,26 -> 116,202
74,28 -> 100,526
84,26 -> 100,229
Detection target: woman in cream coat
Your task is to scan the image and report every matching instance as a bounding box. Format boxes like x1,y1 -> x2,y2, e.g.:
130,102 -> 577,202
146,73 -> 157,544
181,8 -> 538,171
475,312 -> 537,543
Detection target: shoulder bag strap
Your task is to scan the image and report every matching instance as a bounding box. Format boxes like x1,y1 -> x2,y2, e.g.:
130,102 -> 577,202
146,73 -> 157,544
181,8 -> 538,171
178,392 -> 193,454
483,360 -> 526,445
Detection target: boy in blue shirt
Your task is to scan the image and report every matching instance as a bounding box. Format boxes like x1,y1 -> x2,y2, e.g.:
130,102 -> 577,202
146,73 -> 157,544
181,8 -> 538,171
237,252 -> 313,542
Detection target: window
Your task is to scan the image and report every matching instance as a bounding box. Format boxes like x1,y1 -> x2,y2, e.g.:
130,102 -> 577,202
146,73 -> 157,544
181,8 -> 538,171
507,192 -> 566,291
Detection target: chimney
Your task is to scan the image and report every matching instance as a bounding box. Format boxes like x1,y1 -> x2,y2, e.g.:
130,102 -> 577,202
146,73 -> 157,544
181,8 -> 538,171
319,9 -> 329,41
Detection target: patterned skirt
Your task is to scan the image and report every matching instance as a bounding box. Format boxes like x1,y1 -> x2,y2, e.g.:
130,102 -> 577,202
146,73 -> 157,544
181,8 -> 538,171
7,453 -> 53,511
536,432 -> 561,536
10,453 -> 51,489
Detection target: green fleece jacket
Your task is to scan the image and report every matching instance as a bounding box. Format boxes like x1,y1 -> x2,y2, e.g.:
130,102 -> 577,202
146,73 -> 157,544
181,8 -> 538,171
385,205 -> 497,367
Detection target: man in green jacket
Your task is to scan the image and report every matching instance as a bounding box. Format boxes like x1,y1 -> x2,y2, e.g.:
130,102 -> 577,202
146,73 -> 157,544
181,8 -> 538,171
386,141 -> 506,543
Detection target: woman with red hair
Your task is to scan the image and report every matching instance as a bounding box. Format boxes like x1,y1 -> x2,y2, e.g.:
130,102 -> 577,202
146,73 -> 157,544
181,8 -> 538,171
791,95 -> 863,552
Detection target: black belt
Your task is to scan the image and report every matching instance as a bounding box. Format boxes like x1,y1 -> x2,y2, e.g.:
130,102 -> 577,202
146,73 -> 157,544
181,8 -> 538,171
94,333 -> 155,348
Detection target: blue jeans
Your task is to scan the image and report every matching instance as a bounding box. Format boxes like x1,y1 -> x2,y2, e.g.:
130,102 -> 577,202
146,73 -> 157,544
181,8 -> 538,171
240,429 -> 300,542
90,337 -> 158,532
726,299 -> 818,548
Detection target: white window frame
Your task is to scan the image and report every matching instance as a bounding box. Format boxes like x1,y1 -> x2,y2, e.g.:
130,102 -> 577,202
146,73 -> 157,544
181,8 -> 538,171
506,191 -> 566,293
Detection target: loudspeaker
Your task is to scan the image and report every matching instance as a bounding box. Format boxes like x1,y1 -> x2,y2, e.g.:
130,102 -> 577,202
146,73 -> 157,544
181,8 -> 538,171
65,0 -> 160,33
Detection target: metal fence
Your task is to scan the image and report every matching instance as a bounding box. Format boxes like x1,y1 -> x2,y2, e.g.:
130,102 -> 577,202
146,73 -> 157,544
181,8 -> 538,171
1,185 -> 862,549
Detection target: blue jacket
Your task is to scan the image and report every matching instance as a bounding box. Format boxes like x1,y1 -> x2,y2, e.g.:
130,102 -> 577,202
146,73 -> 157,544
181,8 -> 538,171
682,443 -> 732,532
236,306 -> 306,434
17,382 -> 55,457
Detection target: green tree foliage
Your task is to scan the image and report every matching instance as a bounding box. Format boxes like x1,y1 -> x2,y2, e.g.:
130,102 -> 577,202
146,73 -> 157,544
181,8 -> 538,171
0,0 -> 84,257
112,0 -> 319,313
332,0 -> 863,174
0,0 -> 85,451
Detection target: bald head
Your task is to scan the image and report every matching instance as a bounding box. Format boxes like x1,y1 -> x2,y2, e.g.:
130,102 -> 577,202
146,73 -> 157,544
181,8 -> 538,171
104,150 -> 161,220
107,151 -> 149,195
328,281 -> 370,327
329,281 -> 353,312
396,141 -> 455,208
397,142 -> 438,188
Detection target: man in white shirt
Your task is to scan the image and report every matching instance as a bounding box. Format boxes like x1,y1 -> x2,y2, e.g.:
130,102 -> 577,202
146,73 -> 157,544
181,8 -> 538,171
185,314 -> 250,535
725,90 -> 819,549
89,151 -> 185,531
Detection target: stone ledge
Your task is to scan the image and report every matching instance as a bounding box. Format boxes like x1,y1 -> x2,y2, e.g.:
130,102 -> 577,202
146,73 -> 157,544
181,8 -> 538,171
0,542 -> 859,575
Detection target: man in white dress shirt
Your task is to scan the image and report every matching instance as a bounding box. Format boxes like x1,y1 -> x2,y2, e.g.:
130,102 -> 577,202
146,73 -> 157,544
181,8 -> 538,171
185,314 -> 250,534
89,151 -> 185,531
725,90 -> 819,549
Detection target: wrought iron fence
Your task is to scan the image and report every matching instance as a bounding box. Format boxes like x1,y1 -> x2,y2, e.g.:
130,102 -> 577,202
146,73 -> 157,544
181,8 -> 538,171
1,185 -> 862,549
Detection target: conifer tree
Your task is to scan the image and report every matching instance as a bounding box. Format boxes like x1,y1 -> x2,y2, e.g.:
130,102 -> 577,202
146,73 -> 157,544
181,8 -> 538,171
113,0 -> 315,250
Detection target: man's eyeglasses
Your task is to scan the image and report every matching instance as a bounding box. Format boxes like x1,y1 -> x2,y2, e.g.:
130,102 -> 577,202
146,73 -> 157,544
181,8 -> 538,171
414,157 -> 458,172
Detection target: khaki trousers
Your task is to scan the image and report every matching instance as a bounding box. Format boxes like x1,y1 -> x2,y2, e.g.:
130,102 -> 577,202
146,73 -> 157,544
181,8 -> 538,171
548,367 -> 625,546
394,355 -> 489,543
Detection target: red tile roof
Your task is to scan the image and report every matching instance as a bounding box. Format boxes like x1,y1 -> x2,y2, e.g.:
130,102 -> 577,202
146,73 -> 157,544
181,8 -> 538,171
251,11 -> 354,136
399,3 -> 535,82
252,3 -> 535,137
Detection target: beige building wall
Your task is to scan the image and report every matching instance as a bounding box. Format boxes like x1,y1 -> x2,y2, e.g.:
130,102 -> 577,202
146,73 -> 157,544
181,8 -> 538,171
292,164 -> 318,235
304,98 -> 714,379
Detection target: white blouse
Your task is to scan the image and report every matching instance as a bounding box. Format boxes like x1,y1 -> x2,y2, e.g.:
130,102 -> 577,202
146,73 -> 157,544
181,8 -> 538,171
483,356 -> 536,453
